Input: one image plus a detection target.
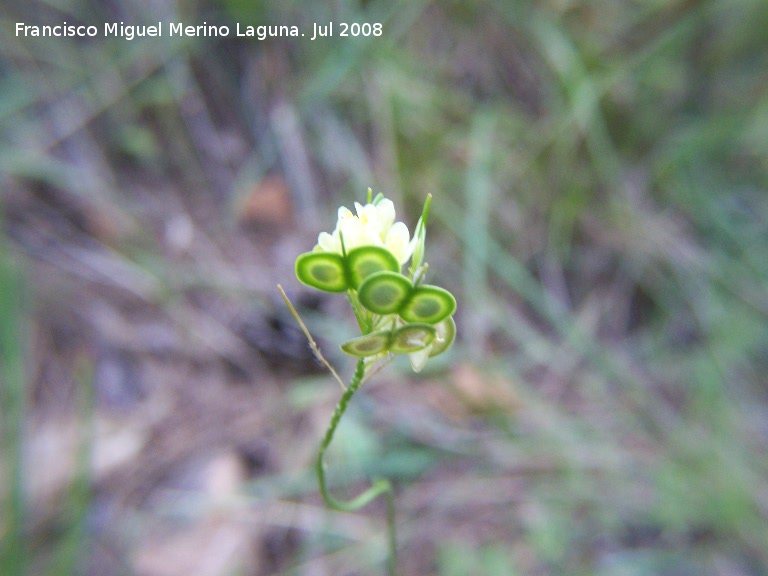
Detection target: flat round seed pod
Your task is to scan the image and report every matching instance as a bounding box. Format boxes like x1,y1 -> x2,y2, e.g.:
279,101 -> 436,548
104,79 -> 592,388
340,330 -> 391,357
389,323 -> 436,354
428,316 -> 456,357
346,246 -> 400,289
399,285 -> 456,324
358,271 -> 412,315
295,252 -> 348,292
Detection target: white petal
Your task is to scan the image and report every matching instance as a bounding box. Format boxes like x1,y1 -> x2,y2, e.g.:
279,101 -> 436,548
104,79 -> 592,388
337,206 -> 355,224
359,203 -> 380,228
376,199 -> 395,233
386,222 -> 413,264
317,231 -> 340,253
338,217 -> 367,250
409,347 -> 431,373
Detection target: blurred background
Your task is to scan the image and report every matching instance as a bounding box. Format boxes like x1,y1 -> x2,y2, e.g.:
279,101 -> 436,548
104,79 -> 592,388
2,0 -> 768,574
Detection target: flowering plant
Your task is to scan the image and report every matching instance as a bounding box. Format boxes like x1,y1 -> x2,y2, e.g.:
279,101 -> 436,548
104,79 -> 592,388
279,190 -> 456,576
294,190 -> 456,371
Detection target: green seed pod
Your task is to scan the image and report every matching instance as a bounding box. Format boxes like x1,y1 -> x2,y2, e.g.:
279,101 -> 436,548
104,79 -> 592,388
389,323 -> 436,354
340,330 -> 391,357
346,246 -> 400,289
295,252 -> 348,292
399,285 -> 456,325
357,271 -> 412,315
428,316 -> 456,357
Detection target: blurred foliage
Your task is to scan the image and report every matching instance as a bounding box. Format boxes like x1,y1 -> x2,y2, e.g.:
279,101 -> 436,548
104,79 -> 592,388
0,216 -> 28,576
2,0 -> 768,574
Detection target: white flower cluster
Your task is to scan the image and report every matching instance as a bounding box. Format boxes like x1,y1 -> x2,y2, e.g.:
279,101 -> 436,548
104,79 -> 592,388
316,199 -> 415,265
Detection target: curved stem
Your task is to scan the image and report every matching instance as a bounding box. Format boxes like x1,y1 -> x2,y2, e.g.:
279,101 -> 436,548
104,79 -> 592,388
316,358 -> 398,575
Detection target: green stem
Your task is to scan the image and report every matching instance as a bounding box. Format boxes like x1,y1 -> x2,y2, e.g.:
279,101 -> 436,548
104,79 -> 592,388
347,290 -> 369,334
316,357 -> 398,576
